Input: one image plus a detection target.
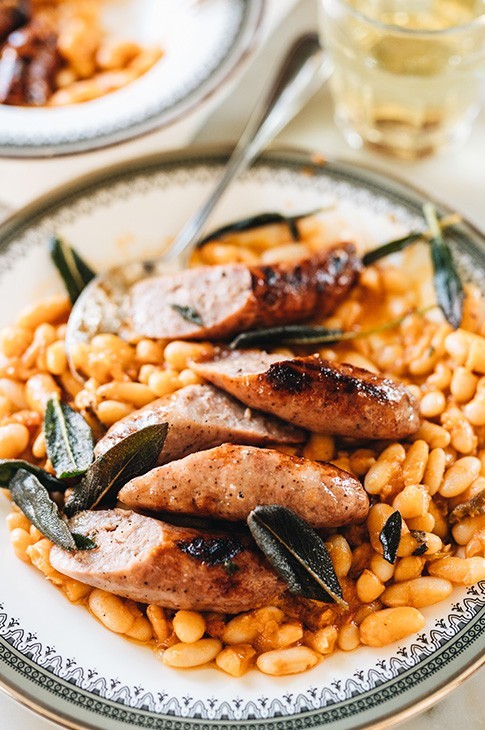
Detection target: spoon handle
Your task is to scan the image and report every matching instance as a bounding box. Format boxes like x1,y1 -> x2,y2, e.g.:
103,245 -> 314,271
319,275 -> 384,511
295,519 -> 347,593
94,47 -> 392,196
165,33 -> 331,263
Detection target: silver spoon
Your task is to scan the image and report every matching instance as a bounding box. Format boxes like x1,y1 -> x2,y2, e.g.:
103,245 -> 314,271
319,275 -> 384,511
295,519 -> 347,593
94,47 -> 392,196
66,34 -> 331,363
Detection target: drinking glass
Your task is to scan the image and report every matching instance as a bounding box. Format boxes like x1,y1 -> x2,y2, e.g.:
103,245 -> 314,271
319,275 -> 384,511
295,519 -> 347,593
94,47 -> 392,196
319,0 -> 485,158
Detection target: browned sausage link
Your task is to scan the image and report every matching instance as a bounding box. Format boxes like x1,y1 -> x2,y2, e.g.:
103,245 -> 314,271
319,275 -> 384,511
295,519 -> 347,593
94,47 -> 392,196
250,243 -> 362,322
191,351 -> 421,440
94,384 -> 304,463
49,509 -> 284,613
129,243 -> 361,341
119,443 -> 369,527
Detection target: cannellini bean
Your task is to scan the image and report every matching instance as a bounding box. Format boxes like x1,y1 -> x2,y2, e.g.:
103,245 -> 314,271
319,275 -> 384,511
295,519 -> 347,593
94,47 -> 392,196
423,448 -> 447,495
164,341 -> 214,371
17,297 -> 70,329
450,367 -> 478,403
10,527 -> 35,563
403,441 -> 429,487
215,644 -> 256,676
96,400 -> 134,427
420,391 -> 446,418
325,534 -> 352,578
356,570 -> 385,603
394,556 -> 426,582
439,457 -> 481,498
25,374 -> 60,413
370,552 -> 395,583
452,515 -> 485,545
304,433 -> 335,462
162,639 -> 222,668
304,625 -> 338,655
88,590 -> 135,634
256,646 -> 319,675
0,423 -> 29,458
381,577 -> 453,608
393,484 -> 430,518
0,326 -> 32,357
173,610 -> 206,643
338,622 -> 360,651
359,607 -> 425,647
97,381 -> 155,408
428,556 -> 485,585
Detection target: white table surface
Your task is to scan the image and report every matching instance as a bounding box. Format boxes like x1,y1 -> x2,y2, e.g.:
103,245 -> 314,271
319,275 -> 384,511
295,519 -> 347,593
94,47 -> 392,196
0,0 -> 483,727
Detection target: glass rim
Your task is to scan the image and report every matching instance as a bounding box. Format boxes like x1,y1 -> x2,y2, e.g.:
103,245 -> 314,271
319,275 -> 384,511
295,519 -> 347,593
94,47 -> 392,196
329,0 -> 485,36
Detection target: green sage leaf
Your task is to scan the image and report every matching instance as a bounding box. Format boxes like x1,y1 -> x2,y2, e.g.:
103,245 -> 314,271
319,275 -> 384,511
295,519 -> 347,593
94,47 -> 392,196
72,532 -> 97,550
196,208 -> 325,247
49,235 -> 95,303
247,505 -> 347,608
0,459 -> 64,491
170,304 -> 204,326
44,395 -> 94,479
423,203 -> 464,330
379,511 -> 402,564
64,423 -> 169,516
230,307 -> 435,349
9,469 -> 77,551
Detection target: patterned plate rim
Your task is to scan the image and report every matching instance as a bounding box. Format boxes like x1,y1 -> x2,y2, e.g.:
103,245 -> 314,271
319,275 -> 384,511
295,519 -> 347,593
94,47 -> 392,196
0,146 -> 483,730
0,0 -> 265,159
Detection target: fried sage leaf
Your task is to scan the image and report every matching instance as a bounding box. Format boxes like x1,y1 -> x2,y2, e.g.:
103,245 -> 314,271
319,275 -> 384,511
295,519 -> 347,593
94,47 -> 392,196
230,307 -> 434,349
449,490 -> 485,525
247,505 -> 347,608
0,459 -> 64,491
379,511 -> 402,564
49,235 -> 95,303
424,203 -> 464,329
362,213 -> 461,266
196,208 -> 324,247
65,423 -> 168,516
10,469 -> 77,551
411,530 -> 429,556
44,395 -> 94,479
170,304 -> 204,326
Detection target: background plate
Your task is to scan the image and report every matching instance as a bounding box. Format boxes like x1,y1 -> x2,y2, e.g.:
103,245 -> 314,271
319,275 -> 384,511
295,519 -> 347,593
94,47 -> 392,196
0,0 -> 264,157
0,148 -> 483,730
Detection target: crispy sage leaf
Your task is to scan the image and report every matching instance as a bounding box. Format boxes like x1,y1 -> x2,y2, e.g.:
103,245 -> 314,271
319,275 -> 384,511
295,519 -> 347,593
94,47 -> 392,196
247,505 -> 347,608
44,395 -> 94,479
170,304 -> 204,326
9,469 -> 77,551
49,235 -> 95,303
196,208 -> 325,248
424,203 -> 464,329
379,511 -> 402,564
362,213 -> 461,266
65,423 -> 169,516
411,530 -> 429,556
230,307 -> 435,349
72,533 -> 97,550
0,459 -> 64,491
449,490 -> 485,525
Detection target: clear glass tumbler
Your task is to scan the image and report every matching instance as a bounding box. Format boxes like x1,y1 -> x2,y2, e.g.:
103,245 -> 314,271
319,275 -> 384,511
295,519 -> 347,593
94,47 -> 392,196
319,0 -> 485,158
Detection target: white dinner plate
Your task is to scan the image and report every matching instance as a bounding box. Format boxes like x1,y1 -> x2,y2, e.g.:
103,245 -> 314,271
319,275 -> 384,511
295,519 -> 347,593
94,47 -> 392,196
0,148 -> 483,730
0,0 -> 264,157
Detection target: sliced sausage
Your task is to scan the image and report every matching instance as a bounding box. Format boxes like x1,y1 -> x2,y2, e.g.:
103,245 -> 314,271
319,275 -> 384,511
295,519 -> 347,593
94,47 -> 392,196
129,243 -> 361,340
118,443 -> 369,528
94,383 -> 304,463
49,509 -> 284,613
191,351 -> 421,440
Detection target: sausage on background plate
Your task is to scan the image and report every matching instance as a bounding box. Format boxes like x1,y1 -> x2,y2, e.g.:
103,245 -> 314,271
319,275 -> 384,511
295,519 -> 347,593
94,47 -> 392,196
191,351 -> 421,440
129,243 -> 361,340
119,443 -> 369,528
50,509 -> 284,613
94,383 -> 304,463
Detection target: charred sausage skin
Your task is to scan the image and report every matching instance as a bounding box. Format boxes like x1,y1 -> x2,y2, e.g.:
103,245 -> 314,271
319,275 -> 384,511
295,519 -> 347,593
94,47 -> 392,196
191,351 -> 421,440
119,443 -> 369,528
50,510 -> 284,613
130,243 -> 361,340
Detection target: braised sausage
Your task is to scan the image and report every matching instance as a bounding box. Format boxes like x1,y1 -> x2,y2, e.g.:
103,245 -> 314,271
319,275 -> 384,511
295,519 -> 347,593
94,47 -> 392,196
94,384 -> 304,463
129,243 -> 361,340
49,509 -> 284,613
118,443 -> 369,527
191,351 -> 421,440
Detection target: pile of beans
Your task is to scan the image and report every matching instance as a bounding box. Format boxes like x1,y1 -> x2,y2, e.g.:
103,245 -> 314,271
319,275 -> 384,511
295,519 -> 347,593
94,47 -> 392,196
1,217 -> 485,676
